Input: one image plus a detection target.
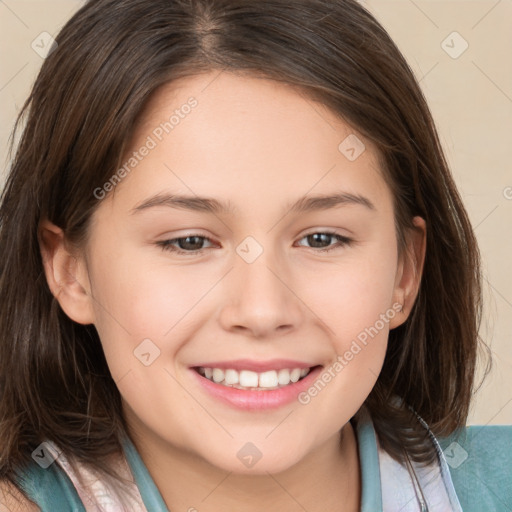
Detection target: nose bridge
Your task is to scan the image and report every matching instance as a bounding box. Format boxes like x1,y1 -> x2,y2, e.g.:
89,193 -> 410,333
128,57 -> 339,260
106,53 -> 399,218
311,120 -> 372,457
218,234 -> 303,337
237,241 -> 283,298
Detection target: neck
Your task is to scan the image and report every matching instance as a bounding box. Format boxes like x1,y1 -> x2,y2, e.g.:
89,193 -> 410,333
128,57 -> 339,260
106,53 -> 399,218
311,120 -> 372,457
128,421 -> 361,512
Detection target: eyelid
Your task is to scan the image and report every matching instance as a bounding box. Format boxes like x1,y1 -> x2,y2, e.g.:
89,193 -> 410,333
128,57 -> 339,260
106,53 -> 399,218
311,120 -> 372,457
156,229 -> 353,255
295,230 -> 353,251
156,233 -> 217,255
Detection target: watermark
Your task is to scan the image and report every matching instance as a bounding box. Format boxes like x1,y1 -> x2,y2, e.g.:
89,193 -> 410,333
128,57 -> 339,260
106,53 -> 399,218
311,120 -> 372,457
441,31 -> 469,60
338,133 -> 366,161
443,441 -> 468,469
31,31 -> 58,59
133,338 -> 161,366
236,236 -> 264,264
93,97 -> 198,200
297,302 -> 402,405
31,441 -> 60,469
503,186 -> 512,200
237,442 -> 263,468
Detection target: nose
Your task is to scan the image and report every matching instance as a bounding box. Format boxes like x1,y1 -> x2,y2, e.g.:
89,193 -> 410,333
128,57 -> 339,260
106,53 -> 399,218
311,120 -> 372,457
217,244 -> 304,339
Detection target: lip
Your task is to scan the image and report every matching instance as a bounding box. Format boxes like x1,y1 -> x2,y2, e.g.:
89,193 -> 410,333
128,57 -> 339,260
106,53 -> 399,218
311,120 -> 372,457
190,364 -> 324,410
190,358 -> 315,372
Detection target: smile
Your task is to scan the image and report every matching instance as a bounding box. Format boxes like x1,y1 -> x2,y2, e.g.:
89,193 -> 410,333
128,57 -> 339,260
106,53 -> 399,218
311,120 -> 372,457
190,364 -> 324,410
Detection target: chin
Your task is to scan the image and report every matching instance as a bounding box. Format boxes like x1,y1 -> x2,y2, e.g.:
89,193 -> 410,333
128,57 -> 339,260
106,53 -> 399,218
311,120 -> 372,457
196,440 -> 306,476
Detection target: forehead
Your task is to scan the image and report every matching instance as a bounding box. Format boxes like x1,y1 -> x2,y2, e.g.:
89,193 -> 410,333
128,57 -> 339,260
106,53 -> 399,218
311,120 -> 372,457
110,71 -> 392,218
136,70 -> 360,147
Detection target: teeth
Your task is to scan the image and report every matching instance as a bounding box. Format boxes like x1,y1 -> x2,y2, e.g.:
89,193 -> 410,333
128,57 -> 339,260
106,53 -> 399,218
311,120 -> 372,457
258,370 -> 277,388
277,369 -> 290,385
197,366 -> 312,390
240,370 -> 259,387
290,368 -> 301,383
212,368 -> 225,383
224,369 -> 239,385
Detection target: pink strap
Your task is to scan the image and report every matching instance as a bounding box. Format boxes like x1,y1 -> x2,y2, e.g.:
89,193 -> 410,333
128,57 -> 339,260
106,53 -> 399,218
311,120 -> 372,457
44,441 -> 148,511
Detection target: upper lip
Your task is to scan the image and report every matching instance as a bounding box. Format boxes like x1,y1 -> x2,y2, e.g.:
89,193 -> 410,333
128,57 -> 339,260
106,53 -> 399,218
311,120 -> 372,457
191,359 -> 320,372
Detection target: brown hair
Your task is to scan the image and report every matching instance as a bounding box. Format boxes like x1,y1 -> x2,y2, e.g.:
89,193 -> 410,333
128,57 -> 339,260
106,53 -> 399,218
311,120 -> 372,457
0,0 -> 490,501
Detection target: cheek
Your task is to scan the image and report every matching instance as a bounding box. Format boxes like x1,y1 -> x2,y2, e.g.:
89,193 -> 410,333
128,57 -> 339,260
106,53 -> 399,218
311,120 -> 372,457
89,246 -> 212,340
301,240 -> 398,342
87,242 -> 233,415
87,225 -> 397,407
294,249 -> 397,424
89,231 -> 398,375
297,240 -> 398,403
87,249 -> 204,440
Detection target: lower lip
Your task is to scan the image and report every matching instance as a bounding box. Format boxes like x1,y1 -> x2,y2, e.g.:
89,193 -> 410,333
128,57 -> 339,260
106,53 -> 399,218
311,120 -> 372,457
190,365 -> 323,410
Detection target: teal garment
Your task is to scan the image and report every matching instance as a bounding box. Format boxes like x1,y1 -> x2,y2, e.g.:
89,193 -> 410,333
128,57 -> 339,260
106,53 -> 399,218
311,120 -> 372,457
12,418 -> 512,511
12,458 -> 86,511
437,424 -> 512,510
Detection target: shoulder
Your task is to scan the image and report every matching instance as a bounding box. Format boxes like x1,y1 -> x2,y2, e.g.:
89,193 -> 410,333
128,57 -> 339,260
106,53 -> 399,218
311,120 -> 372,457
437,424 -> 512,511
0,479 -> 40,511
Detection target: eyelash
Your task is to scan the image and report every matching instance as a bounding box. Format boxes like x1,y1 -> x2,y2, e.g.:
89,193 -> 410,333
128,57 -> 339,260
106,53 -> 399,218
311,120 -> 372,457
156,230 -> 353,256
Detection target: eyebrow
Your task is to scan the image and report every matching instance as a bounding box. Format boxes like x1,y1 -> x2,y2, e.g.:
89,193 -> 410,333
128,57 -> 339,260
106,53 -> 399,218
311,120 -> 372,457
130,191 -> 376,216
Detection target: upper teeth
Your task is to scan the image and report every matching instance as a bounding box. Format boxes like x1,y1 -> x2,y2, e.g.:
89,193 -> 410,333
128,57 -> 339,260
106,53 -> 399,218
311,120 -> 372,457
198,367 -> 310,389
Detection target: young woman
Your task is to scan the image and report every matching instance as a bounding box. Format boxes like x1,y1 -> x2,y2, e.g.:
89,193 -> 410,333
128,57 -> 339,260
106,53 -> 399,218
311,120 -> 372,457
1,0 -> 510,510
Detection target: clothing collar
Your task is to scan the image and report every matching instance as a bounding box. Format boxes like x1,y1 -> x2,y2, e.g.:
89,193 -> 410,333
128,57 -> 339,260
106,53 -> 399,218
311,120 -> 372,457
48,406 -> 463,511
121,409 -> 464,511
351,405 -> 464,512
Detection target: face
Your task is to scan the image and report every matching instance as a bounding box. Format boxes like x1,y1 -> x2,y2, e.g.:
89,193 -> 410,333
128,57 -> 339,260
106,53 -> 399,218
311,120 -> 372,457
44,70 -> 424,475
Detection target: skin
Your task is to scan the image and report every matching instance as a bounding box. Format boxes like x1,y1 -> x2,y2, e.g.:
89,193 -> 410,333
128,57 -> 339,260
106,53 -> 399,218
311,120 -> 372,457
39,70 -> 426,512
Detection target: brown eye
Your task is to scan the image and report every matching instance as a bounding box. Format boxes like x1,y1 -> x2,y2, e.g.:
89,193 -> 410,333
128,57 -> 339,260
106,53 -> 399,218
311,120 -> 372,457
157,235 -> 215,254
296,231 -> 352,252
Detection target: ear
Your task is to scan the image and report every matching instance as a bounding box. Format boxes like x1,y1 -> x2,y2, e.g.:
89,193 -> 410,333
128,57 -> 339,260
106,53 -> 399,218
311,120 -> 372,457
38,219 -> 95,325
388,216 -> 426,329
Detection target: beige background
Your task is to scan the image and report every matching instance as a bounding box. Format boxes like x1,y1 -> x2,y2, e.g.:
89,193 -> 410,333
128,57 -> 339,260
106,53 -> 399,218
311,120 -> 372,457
0,1 -> 510,425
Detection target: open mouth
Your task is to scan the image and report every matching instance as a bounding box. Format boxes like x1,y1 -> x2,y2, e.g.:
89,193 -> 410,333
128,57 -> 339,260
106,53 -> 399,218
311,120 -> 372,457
192,365 -> 322,391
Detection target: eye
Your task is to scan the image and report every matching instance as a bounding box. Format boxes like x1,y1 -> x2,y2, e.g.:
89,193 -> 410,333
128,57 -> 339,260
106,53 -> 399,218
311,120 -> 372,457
295,231 -> 353,252
156,230 -> 353,256
156,235 -> 215,255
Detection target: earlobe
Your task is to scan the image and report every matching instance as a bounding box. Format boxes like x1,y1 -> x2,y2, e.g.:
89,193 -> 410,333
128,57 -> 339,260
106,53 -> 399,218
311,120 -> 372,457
38,220 -> 95,325
388,216 -> 427,329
